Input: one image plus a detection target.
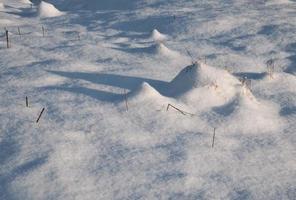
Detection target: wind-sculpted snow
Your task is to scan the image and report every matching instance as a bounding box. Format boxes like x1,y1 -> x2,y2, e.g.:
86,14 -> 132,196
0,0 -> 296,199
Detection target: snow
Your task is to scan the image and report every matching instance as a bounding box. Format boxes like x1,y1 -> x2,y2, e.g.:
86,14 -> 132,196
38,1 -> 64,18
20,0 -> 32,4
266,0 -> 293,5
130,82 -> 164,102
151,29 -> 167,43
156,43 -> 181,58
170,61 -> 239,96
0,0 -> 296,199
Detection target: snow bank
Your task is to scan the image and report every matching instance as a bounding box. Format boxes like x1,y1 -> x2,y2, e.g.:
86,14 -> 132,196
0,3 -> 4,10
151,29 -> 167,43
38,1 -> 64,18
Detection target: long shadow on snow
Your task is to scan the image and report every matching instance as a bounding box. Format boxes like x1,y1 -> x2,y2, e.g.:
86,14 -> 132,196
111,15 -> 175,34
0,138 -> 19,166
66,10 -> 118,32
257,24 -> 280,36
209,34 -> 255,53
212,98 -> 237,117
285,42 -> 296,74
43,70 -> 170,101
285,55 -> 296,74
280,106 -> 296,116
233,72 -> 266,80
0,156 -> 48,200
50,0 -> 140,11
41,85 -> 123,102
67,10 -> 175,37
1,7 -> 36,18
111,44 -> 157,54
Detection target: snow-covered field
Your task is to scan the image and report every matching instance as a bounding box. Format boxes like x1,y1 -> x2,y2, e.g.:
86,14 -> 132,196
0,0 -> 295,199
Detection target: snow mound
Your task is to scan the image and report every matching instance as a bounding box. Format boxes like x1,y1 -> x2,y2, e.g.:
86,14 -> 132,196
0,3 -> 4,9
156,43 -> 180,58
21,0 -> 32,4
38,1 -> 64,18
219,93 -> 283,134
170,61 -> 240,97
151,29 -> 167,43
129,82 -> 164,102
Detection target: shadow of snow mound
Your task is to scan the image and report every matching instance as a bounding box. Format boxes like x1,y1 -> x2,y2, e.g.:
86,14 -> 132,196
47,0 -> 141,11
234,72 -> 267,80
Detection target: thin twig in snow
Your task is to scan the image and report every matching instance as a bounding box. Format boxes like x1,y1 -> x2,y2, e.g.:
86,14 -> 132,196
212,128 -> 216,148
166,103 -> 194,116
36,108 -> 45,123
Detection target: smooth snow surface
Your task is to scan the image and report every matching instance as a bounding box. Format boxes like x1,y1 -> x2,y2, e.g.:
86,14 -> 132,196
0,0 -> 296,199
38,1 -> 64,18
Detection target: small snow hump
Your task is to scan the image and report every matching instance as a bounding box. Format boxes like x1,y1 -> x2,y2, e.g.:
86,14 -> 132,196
156,43 -> 180,58
151,29 -> 167,43
169,61 -> 240,97
130,82 -> 163,101
38,1 -> 64,18
21,0 -> 32,4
